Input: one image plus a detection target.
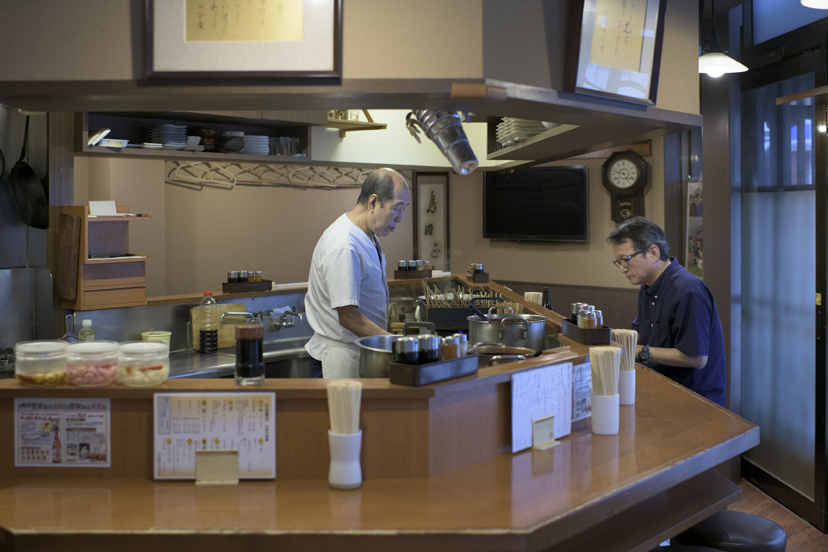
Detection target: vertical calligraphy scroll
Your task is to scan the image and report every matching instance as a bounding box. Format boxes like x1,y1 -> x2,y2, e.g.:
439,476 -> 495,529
416,174 -> 449,271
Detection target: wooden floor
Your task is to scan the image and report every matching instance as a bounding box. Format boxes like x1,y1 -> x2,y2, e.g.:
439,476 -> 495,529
725,480 -> 828,552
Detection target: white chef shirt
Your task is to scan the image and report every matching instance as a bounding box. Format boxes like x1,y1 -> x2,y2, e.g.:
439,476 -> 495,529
304,213 -> 389,363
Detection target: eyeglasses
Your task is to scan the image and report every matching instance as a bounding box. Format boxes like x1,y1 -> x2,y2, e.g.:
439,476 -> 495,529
613,250 -> 644,269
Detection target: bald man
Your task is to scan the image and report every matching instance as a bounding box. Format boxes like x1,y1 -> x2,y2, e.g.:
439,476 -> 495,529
304,168 -> 411,378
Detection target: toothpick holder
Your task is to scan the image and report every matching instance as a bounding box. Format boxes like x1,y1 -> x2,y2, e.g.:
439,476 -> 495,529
619,370 -> 635,405
591,394 -> 620,435
328,430 -> 363,490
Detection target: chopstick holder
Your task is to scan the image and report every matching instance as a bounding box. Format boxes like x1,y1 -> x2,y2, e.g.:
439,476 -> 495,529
326,380 -> 363,489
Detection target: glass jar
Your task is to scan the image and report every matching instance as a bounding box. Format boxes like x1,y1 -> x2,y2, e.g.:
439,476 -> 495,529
442,336 -> 462,360
117,341 -> 170,387
15,340 -> 68,386
392,336 -> 420,364
66,341 -> 119,386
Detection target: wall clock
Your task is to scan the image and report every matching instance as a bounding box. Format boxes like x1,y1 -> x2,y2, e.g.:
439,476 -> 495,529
601,151 -> 648,223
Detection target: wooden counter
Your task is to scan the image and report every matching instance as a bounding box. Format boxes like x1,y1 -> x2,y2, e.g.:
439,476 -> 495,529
0,362 -> 758,552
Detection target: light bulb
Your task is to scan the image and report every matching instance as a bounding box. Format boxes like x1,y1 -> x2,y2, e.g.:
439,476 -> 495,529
706,68 -> 726,78
818,124 -> 827,133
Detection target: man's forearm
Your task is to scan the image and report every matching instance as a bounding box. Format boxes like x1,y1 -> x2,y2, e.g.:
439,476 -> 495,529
637,345 -> 707,369
336,305 -> 391,337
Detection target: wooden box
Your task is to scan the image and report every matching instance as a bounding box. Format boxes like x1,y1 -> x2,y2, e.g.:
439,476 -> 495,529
393,269 -> 433,280
222,280 -> 272,293
561,319 -> 611,345
466,272 -> 489,283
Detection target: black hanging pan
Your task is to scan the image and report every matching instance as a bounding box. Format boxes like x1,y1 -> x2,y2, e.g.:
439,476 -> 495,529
8,116 -> 49,229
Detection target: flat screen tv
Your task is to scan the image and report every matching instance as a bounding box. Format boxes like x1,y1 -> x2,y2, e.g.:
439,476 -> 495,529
483,166 -> 589,242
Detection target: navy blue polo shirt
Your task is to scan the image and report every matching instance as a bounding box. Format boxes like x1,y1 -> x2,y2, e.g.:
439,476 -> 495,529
632,258 -> 727,407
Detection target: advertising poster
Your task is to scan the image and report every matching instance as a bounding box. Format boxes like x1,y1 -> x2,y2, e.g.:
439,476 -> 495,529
14,398 -> 111,468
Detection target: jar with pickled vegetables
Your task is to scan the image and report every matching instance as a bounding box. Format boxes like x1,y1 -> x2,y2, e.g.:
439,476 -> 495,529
66,341 -> 119,386
15,340 -> 68,386
117,341 -> 169,387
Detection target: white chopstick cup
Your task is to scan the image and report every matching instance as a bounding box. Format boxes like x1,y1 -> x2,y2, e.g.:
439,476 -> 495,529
328,430 -> 363,490
591,394 -> 620,435
619,370 -> 635,406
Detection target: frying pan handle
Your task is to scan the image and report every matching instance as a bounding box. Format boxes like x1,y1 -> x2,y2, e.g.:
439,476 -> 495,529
468,302 -> 489,322
18,116 -> 29,164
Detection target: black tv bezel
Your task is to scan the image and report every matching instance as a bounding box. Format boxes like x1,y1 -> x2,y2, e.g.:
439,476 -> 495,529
482,165 -> 589,243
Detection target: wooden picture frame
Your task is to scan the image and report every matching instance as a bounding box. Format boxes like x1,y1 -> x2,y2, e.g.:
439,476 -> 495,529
146,0 -> 342,80
412,173 -> 450,272
565,0 -> 667,105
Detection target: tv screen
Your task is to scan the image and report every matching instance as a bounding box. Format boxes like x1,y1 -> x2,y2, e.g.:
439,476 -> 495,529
483,166 -> 589,242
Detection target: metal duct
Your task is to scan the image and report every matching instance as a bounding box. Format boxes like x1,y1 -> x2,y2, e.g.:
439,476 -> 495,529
406,110 -> 478,175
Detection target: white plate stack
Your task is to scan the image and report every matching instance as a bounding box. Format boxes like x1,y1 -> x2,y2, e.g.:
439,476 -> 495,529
495,118 -> 551,147
143,124 -> 187,149
242,135 -> 269,155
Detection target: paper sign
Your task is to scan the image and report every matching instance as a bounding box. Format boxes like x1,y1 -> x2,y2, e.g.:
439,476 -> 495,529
153,393 -> 276,480
590,0 -> 647,72
511,363 -> 573,453
14,398 -> 111,467
88,200 -> 119,216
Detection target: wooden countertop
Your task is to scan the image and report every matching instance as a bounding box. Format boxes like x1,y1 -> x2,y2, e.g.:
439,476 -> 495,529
0,367 -> 759,552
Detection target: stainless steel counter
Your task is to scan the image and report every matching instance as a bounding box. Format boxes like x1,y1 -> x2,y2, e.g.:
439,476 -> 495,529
170,338 -> 310,379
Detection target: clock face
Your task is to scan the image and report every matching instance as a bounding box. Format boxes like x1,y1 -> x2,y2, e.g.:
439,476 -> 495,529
609,159 -> 639,190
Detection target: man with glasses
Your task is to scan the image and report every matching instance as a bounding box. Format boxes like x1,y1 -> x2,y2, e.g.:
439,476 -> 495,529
305,168 -> 410,378
607,217 -> 726,406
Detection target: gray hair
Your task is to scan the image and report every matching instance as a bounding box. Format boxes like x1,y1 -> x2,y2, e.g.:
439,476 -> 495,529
606,217 -> 670,261
356,170 -> 399,207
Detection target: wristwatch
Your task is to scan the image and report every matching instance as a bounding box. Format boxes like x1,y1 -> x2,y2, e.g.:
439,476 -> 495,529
637,345 -> 650,363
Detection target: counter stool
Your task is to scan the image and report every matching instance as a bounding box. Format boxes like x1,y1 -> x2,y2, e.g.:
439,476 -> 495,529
672,510 -> 786,552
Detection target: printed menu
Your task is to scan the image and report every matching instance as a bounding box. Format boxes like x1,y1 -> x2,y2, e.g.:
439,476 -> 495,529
511,363 -> 573,453
153,393 -> 276,480
14,398 -> 111,467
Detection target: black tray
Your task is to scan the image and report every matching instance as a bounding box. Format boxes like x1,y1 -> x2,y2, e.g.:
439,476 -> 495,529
561,319 -> 611,345
222,279 -> 272,293
389,354 -> 479,387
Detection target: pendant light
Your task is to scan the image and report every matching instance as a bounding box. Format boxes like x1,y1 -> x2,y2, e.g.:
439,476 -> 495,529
699,0 -> 748,78
802,1 -> 828,9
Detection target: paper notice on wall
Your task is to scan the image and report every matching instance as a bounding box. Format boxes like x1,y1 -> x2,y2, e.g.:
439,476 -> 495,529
153,393 -> 276,480
14,398 -> 111,467
590,0 -> 647,72
511,363 -> 573,453
185,0 -> 303,42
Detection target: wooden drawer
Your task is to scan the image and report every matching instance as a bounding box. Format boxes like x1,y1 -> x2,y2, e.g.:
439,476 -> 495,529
82,287 -> 146,309
82,263 -> 146,291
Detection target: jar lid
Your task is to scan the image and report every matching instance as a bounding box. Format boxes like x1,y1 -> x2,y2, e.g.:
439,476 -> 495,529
15,340 -> 69,356
443,336 -> 460,345
452,333 -> 468,343
67,341 -> 119,355
236,323 -> 264,339
119,341 -> 168,355
394,336 -> 419,353
418,335 -> 441,350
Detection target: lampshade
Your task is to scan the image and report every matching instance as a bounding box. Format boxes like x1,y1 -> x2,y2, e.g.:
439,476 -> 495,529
699,51 -> 748,78
802,0 -> 828,9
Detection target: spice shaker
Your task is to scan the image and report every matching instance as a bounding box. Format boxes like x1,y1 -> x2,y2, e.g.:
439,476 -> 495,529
393,336 -> 420,364
418,335 -> 441,364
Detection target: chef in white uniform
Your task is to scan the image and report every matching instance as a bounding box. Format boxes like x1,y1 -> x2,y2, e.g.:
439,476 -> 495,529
304,168 -> 410,378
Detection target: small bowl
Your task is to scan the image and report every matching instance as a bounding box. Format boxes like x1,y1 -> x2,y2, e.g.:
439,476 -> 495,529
220,137 -> 244,153
221,130 -> 245,137
186,136 -> 202,146
141,331 -> 171,345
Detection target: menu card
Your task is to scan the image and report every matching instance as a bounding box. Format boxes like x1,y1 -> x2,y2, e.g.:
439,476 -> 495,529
511,363 -> 573,453
153,393 -> 276,480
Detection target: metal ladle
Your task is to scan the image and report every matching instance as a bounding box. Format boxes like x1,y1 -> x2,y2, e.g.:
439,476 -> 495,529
60,314 -> 80,342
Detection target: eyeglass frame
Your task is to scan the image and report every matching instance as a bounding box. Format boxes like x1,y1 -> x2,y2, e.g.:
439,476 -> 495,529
612,250 -> 645,269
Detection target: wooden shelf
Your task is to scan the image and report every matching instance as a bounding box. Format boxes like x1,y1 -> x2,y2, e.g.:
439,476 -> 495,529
325,118 -> 388,138
57,205 -> 151,311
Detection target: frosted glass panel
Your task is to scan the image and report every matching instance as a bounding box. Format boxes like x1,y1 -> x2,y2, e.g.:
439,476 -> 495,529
741,73 -> 816,499
753,0 -> 828,45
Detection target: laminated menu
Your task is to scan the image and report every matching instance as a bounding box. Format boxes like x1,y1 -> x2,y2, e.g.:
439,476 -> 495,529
14,398 -> 111,467
511,363 -> 573,453
153,393 -> 276,480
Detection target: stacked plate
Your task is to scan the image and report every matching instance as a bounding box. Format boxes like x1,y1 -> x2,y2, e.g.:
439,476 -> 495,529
143,124 -> 187,149
495,118 -> 550,147
242,135 -> 269,155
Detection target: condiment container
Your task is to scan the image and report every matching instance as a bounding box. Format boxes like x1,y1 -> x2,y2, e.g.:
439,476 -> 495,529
452,333 -> 469,357
413,260 -> 424,271
66,341 -> 119,386
398,260 -> 408,271
117,341 -> 170,387
392,336 -> 420,364
236,324 -> 265,386
407,260 -> 417,271
418,335 -> 441,364
442,335 -> 462,360
15,340 -> 68,386
255,271 -> 263,282
239,270 -> 248,282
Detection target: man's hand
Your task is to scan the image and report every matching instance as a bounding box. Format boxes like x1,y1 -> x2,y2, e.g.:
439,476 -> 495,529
335,305 -> 391,337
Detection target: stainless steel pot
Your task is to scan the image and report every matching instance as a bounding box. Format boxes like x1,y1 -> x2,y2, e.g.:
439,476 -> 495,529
467,311 -> 548,354
357,335 -> 404,378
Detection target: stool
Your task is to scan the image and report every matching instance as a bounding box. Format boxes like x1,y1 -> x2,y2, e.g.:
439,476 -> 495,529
672,510 -> 786,552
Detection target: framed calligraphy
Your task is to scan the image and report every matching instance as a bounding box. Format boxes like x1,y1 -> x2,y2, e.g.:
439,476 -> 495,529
565,0 -> 667,105
146,0 -> 342,80
413,173 -> 449,272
